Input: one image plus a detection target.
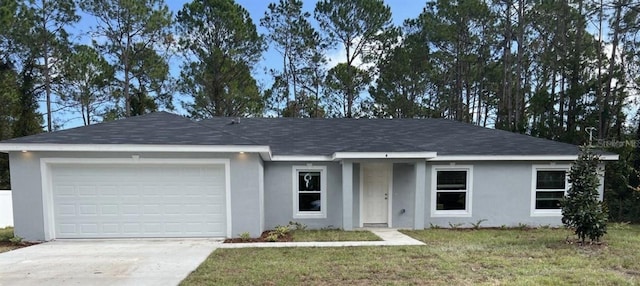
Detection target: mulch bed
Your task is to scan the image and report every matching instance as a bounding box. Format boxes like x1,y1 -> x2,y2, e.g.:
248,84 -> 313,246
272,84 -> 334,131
224,231 -> 293,243
0,241 -> 39,249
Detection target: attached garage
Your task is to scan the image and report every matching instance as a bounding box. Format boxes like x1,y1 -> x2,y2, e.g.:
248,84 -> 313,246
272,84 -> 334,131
41,159 -> 230,239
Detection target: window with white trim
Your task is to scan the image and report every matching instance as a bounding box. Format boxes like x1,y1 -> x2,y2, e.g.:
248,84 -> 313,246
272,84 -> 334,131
293,166 -> 327,218
431,166 -> 472,217
531,165 -> 569,216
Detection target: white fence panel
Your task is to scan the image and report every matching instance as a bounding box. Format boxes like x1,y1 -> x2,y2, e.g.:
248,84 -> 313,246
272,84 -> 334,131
0,191 -> 13,228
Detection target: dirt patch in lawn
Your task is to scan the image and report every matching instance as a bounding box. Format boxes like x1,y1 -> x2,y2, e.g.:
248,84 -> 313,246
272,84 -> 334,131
563,237 -> 608,249
224,231 -> 292,243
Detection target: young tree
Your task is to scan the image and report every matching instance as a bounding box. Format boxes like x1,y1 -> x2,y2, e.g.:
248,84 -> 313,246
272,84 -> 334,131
561,147 -> 608,243
176,0 -> 265,118
80,0 -> 173,118
314,0 -> 394,118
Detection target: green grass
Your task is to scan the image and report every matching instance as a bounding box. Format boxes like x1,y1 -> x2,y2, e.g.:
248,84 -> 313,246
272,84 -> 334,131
0,227 -> 19,253
291,229 -> 381,242
181,225 -> 640,285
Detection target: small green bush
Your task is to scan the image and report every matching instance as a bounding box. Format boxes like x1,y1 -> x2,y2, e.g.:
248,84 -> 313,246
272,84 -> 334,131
265,233 -> 279,242
448,222 -> 464,229
470,219 -> 487,230
273,225 -> 290,237
239,232 -> 251,242
0,227 -> 15,242
288,221 -> 307,230
9,236 -> 22,244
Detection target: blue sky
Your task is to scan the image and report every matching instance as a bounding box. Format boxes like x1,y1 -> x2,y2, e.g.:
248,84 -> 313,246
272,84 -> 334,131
53,0 -> 427,128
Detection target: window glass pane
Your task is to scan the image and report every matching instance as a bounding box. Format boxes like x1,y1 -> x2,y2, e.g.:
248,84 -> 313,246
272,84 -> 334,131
535,191 -> 564,209
436,192 -> 466,210
437,171 -> 467,190
298,172 -> 321,192
299,193 -> 321,211
536,171 -> 566,189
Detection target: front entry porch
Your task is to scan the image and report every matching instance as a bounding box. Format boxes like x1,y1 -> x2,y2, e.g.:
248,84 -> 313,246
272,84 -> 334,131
341,159 -> 427,231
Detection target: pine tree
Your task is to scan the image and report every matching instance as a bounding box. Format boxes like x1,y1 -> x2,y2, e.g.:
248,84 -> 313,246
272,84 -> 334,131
561,147 -> 608,243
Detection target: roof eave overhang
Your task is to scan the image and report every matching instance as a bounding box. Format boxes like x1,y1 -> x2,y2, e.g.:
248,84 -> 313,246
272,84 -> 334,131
332,152 -> 438,160
0,143 -> 272,155
1,144 -> 620,162
429,155 -> 620,161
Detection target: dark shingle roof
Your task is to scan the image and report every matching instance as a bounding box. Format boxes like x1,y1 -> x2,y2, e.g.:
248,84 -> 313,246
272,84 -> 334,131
1,112 -> 256,146
1,112 -> 591,156
201,117 -> 583,156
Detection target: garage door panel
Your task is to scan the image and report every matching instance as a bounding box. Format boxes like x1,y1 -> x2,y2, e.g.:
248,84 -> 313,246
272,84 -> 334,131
51,163 -> 227,238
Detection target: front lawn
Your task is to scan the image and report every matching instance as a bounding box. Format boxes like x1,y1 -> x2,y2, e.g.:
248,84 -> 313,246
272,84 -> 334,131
181,225 -> 640,285
291,229 -> 380,242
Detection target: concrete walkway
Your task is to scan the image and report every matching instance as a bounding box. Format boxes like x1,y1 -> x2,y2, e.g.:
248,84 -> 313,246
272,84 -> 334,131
220,229 -> 424,248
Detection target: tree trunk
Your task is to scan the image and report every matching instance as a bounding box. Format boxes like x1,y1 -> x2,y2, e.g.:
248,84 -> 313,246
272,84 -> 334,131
515,0 -> 525,132
602,1 -> 622,139
42,0 -> 52,132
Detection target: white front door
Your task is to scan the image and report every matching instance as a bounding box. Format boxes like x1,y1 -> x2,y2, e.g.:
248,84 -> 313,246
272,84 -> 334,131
362,163 -> 391,225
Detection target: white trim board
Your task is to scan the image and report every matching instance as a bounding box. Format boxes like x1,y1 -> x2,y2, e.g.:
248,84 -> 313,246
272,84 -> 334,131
430,155 -> 619,161
334,152 -> 436,160
39,157 -> 232,240
2,143 -> 270,153
3,143 -> 618,162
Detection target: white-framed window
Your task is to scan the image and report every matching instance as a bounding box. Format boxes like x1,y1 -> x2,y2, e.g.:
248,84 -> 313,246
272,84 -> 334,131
430,165 -> 473,217
292,165 -> 327,219
531,165 -> 570,216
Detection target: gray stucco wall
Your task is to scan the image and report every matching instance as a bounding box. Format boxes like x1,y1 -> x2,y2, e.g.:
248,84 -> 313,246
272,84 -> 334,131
9,151 -> 262,241
264,161 -> 344,229
9,152 -> 44,241
392,163 -> 416,228
10,150 -> 609,240
424,161 -> 606,228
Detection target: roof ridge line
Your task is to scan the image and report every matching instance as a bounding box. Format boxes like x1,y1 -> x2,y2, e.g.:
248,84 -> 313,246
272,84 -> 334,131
191,118 -> 264,146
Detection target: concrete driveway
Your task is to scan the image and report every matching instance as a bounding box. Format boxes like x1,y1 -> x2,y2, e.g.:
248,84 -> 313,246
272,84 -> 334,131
0,239 -> 221,286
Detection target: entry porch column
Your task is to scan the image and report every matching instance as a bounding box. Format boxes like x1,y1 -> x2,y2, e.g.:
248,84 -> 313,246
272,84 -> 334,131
414,160 -> 426,229
342,160 -> 353,230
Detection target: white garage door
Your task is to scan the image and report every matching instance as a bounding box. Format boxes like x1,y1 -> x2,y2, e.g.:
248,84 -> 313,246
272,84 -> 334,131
50,163 -> 227,238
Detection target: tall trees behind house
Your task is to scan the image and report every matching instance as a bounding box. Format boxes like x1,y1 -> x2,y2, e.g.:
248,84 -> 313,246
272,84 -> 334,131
2,0 -> 636,142
0,1 -> 43,188
79,0 -> 173,119
59,44 -> 114,125
28,0 -> 79,131
2,0 -> 640,216
261,0 -> 326,118
176,0 -> 265,119
314,0 -> 394,118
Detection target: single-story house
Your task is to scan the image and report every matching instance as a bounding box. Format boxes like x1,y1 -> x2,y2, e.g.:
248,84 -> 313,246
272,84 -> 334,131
0,112 -> 617,241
